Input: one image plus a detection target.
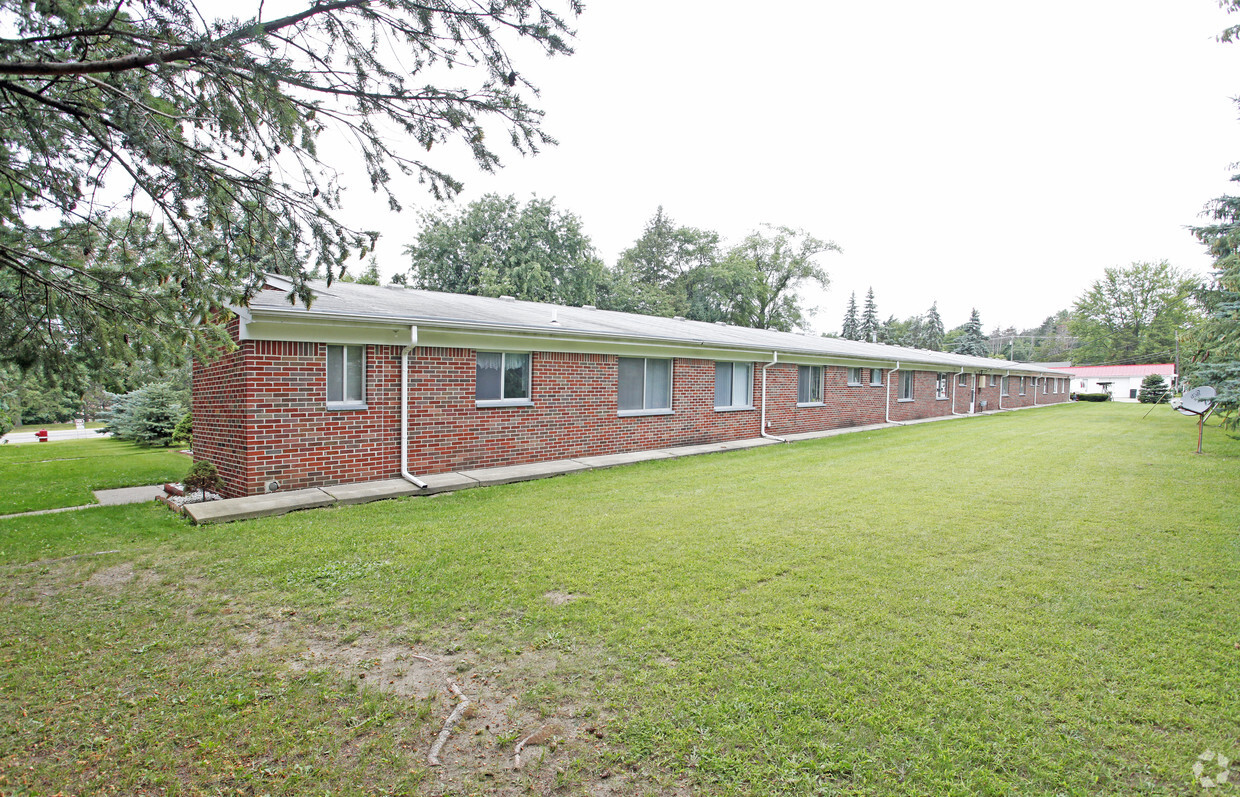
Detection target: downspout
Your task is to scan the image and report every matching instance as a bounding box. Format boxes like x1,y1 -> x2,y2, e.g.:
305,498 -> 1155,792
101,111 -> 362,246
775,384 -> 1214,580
761,351 -> 786,442
951,367 -> 966,416
400,326 -> 428,489
885,361 -> 902,425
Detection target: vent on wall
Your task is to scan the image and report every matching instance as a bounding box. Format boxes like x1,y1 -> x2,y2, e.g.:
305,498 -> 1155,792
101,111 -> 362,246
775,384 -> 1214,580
265,480 -> 280,494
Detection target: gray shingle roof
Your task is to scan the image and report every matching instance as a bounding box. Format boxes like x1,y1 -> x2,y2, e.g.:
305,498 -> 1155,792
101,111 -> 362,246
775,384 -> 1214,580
246,280 -> 1066,375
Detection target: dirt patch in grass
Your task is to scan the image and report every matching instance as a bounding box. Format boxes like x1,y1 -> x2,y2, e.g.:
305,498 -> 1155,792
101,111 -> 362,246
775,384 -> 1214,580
227,615 -> 632,795
544,590 -> 578,606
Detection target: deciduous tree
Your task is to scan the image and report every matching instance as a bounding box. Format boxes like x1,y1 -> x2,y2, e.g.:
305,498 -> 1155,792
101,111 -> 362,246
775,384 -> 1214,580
610,207 -> 721,317
1068,261 -> 1196,366
404,194 -> 608,307
709,226 -> 836,332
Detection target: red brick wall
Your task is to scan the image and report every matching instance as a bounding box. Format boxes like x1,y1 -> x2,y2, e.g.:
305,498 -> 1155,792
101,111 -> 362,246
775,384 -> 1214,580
191,319 -> 248,496
193,337 -> 1071,497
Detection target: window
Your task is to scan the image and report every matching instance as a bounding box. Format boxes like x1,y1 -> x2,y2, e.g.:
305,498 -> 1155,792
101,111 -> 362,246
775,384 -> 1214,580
1001,376 -> 1009,396
797,365 -> 823,405
714,362 -> 752,409
618,357 -> 672,414
1052,379 -> 1058,394
935,373 -> 948,400
899,370 -> 915,401
847,367 -> 863,386
1019,376 -> 1026,396
958,372 -> 969,387
870,368 -> 883,386
476,352 -> 531,405
327,345 -> 364,406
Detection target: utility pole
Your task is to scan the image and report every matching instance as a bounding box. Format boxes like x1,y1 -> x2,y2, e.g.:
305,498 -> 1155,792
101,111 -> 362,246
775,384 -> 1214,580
1175,331 -> 1180,390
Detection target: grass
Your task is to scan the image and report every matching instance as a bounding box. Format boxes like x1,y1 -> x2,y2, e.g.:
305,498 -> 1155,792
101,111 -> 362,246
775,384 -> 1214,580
0,402 -> 1236,795
0,438 -> 190,514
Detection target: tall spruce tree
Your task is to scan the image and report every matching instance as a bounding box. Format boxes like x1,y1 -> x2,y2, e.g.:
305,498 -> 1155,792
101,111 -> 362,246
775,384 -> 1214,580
923,302 -> 946,351
860,288 -> 879,343
842,293 -> 860,340
954,309 -> 989,357
1190,188 -> 1240,429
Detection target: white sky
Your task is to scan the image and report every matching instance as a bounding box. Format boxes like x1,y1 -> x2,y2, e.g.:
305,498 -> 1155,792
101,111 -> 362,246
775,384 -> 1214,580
308,1 -> 1240,334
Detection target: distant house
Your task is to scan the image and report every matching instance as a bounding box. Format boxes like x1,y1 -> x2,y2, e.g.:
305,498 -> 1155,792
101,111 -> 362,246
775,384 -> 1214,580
1050,363 -> 1175,400
193,278 -> 1074,498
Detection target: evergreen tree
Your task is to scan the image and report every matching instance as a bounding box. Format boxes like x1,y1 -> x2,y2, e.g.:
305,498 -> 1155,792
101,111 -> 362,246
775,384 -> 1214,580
923,302 -> 945,351
1137,374 -> 1170,404
1190,186 -> 1240,429
953,309 -> 989,357
860,288 -> 879,343
842,293 -> 860,340
0,0 -> 580,374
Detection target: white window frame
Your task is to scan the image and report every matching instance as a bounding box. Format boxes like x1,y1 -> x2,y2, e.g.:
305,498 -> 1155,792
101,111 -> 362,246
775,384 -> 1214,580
618,357 -> 673,416
714,362 -> 754,411
899,370 -> 915,401
797,365 -> 823,406
870,368 -> 883,386
1019,376 -> 1026,396
935,373 -> 948,400
326,344 -> 365,409
475,351 -> 533,407
958,372 -> 969,387
847,367 -> 863,386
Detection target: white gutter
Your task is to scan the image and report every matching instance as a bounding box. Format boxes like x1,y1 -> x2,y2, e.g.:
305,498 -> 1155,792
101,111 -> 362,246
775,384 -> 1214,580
400,326 -> 428,489
951,367 -> 967,416
761,351 -> 786,442
885,361 -> 902,424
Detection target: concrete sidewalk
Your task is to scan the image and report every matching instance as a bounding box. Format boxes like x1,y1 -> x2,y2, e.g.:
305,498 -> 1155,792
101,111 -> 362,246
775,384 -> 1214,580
184,408 -> 1027,525
2,429 -> 111,444
0,483 -> 168,520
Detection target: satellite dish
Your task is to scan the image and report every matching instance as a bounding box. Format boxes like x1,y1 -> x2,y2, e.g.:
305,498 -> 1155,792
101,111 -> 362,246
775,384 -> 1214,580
1178,386 -> 1217,416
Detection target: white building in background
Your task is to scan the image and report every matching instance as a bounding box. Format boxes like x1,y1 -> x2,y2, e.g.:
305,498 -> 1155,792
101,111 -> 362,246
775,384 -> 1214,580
1050,363 -> 1176,401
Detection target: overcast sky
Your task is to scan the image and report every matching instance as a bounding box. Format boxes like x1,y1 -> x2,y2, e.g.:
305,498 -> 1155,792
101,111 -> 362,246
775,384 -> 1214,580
316,0 -> 1240,335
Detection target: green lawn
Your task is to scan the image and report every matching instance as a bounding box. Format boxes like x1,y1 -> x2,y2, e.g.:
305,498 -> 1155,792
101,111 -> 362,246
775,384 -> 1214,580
0,438 -> 190,514
1,403 -> 1236,796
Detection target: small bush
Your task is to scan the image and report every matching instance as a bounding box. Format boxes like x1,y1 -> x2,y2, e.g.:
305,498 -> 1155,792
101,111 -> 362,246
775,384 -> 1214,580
1076,392 -> 1112,402
172,412 -> 192,445
183,460 -> 223,498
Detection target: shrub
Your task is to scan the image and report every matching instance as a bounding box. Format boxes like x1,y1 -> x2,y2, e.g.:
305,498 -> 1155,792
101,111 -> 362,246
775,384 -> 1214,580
1076,392 -> 1112,402
182,460 -> 223,498
1137,374 -> 1170,404
172,412 -> 192,445
102,382 -> 186,446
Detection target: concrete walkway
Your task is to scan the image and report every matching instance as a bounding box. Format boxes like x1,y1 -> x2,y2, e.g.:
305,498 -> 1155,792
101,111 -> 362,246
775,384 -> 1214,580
183,406 -> 1044,525
0,483 -> 167,521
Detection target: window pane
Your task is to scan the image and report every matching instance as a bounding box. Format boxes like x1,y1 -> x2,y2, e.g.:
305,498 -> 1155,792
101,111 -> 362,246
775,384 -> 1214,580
733,363 -> 750,406
871,369 -> 882,386
327,345 -> 343,403
645,359 -> 671,409
503,353 -> 530,399
798,366 -> 809,403
476,351 -> 502,400
345,346 -> 363,402
715,362 -> 732,406
618,357 -> 644,410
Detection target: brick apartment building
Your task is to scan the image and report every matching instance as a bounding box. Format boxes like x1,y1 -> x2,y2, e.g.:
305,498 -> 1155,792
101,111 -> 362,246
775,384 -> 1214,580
193,278 -> 1073,498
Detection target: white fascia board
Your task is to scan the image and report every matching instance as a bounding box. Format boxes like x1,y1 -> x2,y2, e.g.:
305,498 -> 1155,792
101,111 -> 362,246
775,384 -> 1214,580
242,306 -> 1058,373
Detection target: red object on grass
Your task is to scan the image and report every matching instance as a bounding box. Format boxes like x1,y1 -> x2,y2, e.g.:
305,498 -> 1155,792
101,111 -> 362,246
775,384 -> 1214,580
36,429 -> 49,442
